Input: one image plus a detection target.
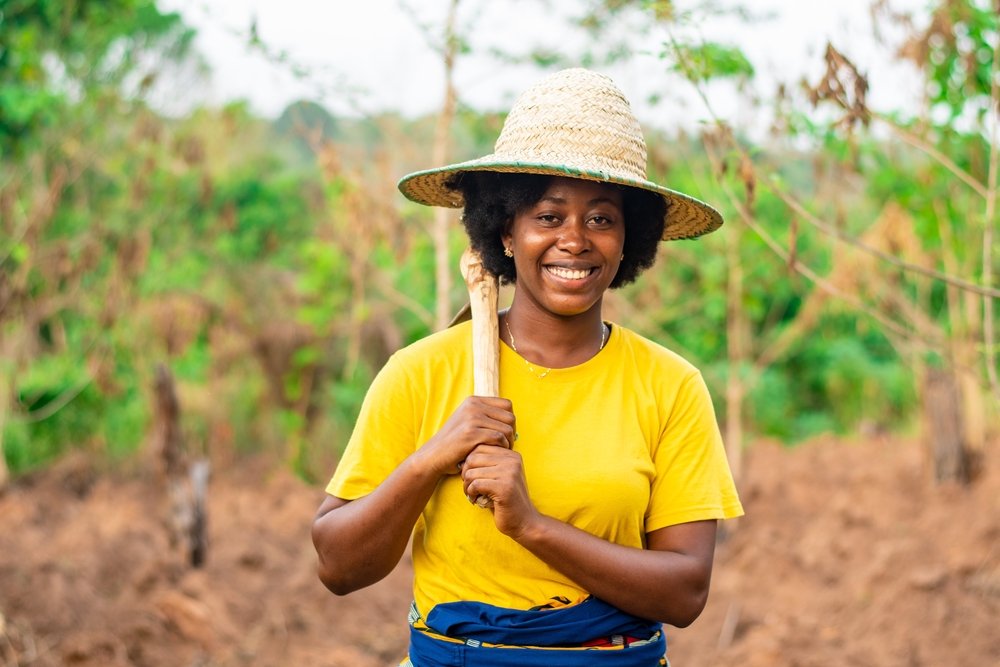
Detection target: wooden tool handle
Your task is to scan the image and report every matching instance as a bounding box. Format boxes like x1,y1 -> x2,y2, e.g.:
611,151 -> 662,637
460,248 -> 500,396
460,248 -> 499,509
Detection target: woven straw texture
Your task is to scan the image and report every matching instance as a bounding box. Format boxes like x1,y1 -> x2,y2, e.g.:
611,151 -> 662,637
398,68 -> 722,240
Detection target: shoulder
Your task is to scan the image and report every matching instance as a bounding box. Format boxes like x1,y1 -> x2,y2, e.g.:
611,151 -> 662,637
391,320 -> 471,365
361,322 -> 472,409
377,321 -> 472,387
610,323 -> 701,380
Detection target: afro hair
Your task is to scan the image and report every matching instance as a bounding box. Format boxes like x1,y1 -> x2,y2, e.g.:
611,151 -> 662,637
448,172 -> 666,288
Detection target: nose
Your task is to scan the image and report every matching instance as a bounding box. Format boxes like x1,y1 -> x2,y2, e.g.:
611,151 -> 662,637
556,218 -> 589,254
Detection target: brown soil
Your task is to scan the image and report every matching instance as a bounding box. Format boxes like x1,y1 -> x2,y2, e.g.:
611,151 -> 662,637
1,436 -> 998,667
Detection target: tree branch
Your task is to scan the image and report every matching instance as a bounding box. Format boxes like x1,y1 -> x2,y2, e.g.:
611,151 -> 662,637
701,139 -> 944,353
873,113 -> 989,200
767,178 -> 1000,299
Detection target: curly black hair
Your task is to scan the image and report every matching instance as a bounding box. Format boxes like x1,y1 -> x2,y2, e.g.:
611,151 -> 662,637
446,171 -> 666,288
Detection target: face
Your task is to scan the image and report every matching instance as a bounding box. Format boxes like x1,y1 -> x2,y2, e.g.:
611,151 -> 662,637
502,176 -> 625,320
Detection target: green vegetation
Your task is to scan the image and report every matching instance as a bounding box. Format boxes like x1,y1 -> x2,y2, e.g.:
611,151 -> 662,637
1,0 -> 996,482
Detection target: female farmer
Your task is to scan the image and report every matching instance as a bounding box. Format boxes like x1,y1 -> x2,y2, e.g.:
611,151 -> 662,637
312,68 -> 743,665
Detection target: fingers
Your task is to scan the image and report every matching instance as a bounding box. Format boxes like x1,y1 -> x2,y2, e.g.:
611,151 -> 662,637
468,396 -> 513,411
462,444 -> 509,466
469,396 -> 516,430
451,422 -> 512,452
462,397 -> 516,449
459,445 -> 538,537
461,446 -> 520,498
466,475 -> 503,506
475,423 -> 516,449
465,478 -> 491,506
427,397 -> 517,477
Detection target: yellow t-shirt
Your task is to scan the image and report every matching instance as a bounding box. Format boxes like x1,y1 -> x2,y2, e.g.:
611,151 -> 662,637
327,320 -> 743,616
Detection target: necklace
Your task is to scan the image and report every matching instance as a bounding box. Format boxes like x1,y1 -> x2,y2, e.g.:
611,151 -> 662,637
504,317 -> 607,379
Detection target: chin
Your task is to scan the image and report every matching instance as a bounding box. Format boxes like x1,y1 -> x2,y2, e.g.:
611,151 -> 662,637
543,299 -> 603,318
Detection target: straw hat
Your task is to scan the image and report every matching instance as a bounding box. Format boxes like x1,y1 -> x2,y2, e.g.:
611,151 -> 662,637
398,68 -> 722,240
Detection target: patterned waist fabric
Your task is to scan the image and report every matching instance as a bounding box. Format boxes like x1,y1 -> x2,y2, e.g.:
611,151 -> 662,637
404,597 -> 667,667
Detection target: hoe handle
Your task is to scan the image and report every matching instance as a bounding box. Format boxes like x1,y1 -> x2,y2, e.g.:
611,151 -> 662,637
460,248 -> 499,509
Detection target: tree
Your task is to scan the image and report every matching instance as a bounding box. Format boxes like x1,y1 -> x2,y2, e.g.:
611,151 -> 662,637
0,0 -> 193,155
0,0 -> 192,483
559,1 -> 995,481
398,0 -> 469,330
685,0 -> 999,482
783,1 -> 998,482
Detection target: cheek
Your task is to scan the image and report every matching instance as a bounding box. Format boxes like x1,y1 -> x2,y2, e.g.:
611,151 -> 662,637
610,234 -> 626,274
610,232 -> 626,259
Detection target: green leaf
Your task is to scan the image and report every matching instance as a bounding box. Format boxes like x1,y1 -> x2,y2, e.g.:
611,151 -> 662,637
662,40 -> 754,83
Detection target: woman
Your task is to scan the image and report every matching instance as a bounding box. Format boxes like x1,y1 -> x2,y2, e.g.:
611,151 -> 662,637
312,68 -> 743,666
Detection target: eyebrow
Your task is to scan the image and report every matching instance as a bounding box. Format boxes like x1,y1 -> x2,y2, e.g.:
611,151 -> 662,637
537,195 -> 621,206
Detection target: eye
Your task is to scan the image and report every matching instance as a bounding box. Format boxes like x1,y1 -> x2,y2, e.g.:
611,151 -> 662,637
589,215 -> 615,227
536,214 -> 561,226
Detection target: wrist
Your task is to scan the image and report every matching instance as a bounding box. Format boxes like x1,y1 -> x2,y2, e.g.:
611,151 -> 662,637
407,446 -> 447,483
508,509 -> 550,545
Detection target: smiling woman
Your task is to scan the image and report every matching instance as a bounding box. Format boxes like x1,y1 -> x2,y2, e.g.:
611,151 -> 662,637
312,68 -> 743,666
520,180 -> 622,316
477,175 -> 630,369
455,171 -> 667,289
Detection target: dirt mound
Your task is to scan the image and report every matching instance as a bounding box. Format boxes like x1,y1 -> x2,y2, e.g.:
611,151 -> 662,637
671,437 -> 999,665
1,437 -> 997,666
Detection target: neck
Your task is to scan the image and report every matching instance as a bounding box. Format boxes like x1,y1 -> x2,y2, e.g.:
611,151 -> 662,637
502,301 -> 607,369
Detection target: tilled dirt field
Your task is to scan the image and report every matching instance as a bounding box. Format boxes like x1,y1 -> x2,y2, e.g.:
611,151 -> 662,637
1,436 -> 998,666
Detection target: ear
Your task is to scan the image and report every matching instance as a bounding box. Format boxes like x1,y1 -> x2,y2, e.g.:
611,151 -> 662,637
501,217 -> 514,249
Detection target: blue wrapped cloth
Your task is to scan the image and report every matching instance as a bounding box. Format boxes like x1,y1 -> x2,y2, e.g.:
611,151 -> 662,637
408,596 -> 666,666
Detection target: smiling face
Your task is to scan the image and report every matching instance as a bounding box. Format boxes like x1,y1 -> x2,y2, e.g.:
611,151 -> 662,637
502,176 -> 626,321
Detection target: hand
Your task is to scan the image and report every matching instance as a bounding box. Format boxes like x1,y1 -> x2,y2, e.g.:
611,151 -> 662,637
415,396 -> 516,478
461,445 -> 541,538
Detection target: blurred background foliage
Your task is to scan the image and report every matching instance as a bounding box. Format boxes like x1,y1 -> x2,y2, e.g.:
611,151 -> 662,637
1,0 -> 996,484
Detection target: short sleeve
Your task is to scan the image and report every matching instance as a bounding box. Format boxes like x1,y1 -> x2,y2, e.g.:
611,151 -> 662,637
326,352 -> 420,500
645,371 -> 744,532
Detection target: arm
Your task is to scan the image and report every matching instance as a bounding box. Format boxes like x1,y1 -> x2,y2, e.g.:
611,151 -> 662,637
312,396 -> 515,595
312,454 -> 440,595
461,446 -> 717,626
514,514 -> 716,626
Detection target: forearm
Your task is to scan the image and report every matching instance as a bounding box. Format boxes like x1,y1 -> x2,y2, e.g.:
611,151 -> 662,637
312,452 -> 441,594
514,517 -> 715,626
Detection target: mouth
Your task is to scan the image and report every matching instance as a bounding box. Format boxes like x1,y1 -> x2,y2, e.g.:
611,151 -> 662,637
544,265 -> 597,281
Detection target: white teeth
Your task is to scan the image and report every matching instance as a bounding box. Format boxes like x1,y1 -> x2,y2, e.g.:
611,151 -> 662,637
547,266 -> 591,280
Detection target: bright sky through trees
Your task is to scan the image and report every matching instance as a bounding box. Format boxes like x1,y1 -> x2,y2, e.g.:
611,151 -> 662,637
157,0 -> 926,130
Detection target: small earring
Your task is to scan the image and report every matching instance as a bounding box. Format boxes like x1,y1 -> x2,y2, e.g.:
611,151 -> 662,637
620,254 -> 625,260
504,246 -> 514,258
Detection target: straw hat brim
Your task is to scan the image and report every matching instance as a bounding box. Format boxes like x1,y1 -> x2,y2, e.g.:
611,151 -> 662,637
398,159 -> 723,241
